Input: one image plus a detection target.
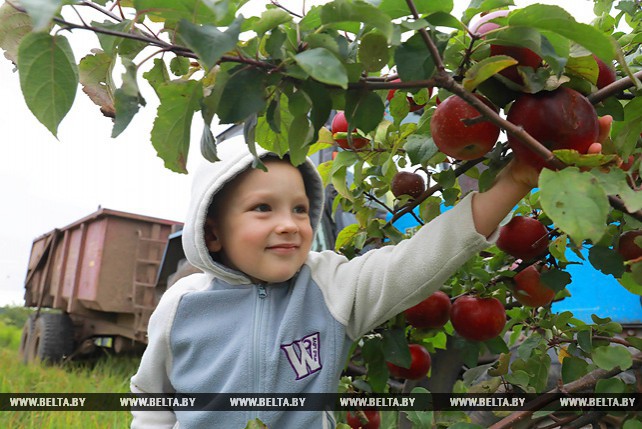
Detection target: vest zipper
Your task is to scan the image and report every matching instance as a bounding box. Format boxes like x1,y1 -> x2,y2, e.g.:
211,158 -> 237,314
251,284 -> 267,421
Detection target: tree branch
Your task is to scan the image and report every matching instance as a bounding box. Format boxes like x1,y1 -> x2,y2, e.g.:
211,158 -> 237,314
489,352 -> 642,429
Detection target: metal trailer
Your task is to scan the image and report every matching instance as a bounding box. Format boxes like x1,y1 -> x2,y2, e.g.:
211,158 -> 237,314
18,208 -> 183,363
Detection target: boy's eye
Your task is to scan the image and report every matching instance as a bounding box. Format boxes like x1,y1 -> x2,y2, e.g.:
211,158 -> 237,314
253,204 -> 271,212
294,205 -> 309,214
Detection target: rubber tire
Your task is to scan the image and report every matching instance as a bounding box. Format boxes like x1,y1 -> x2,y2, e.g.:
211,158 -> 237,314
30,313 -> 75,364
18,315 -> 35,364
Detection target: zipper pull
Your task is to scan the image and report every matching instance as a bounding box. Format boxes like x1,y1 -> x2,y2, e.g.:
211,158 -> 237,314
258,284 -> 267,299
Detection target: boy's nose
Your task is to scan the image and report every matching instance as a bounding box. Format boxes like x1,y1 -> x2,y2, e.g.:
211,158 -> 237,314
275,214 -> 299,234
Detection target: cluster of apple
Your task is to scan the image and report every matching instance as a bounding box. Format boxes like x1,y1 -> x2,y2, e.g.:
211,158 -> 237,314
430,10 -> 613,167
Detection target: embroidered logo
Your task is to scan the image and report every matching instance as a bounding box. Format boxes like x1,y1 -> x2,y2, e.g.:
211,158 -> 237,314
280,332 -> 322,380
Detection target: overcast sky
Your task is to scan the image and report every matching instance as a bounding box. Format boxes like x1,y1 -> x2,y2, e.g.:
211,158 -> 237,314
0,0 -> 597,306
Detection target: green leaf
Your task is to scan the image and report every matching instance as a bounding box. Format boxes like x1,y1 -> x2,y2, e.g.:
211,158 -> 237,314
0,2 -> 33,63
405,135 -> 439,165
143,58 -> 170,96
619,272 -> 642,296
395,32 -> 439,82
592,345 -> 633,371
217,67 -> 267,124
243,418 -> 268,429
577,329 -> 593,353
463,55 -> 518,92
447,424 -> 485,429
345,90 -> 385,134
177,16 -> 242,70
79,52 -> 115,118
540,269 -> 572,292
20,0 -> 61,31
561,356 -> 588,383
18,32 -> 78,137
379,0 -> 454,20
381,328 -> 411,368
320,0 -> 393,41
504,369 -> 530,390
150,80 -> 202,174
508,4 -> 616,62
170,56 -> 190,76
112,58 -> 146,138
133,0 -> 221,25
613,96 -> 642,158
200,123 -> 219,162
294,48 -> 348,89
588,246 -> 626,278
539,168 -> 609,244
358,32 -> 389,72
590,168 -> 642,213
361,336 -> 389,392
288,115 -> 314,166
91,20 -> 132,56
253,8 -> 292,36
595,377 -> 625,394
462,0 -> 513,23
623,420 -> 642,429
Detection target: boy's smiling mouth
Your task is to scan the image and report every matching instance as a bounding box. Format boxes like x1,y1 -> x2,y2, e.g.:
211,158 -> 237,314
266,243 -> 300,253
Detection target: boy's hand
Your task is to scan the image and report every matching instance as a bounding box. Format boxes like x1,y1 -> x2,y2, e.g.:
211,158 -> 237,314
504,114 -> 613,190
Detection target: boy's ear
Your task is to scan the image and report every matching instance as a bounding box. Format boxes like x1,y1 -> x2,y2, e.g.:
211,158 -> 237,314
204,217 -> 222,252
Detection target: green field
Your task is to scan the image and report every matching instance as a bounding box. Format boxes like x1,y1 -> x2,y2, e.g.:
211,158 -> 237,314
0,308 -> 139,428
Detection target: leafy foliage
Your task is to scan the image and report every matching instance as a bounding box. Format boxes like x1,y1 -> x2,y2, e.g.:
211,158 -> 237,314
1,1 -> 642,428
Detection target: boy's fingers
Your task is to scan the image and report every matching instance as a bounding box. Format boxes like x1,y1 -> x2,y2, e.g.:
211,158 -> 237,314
597,115 -> 613,143
587,142 -> 602,154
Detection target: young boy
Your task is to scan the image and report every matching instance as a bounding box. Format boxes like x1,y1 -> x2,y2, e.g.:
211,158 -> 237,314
130,119 -> 608,428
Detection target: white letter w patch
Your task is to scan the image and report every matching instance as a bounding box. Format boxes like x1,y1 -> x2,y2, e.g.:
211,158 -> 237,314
281,332 -> 322,380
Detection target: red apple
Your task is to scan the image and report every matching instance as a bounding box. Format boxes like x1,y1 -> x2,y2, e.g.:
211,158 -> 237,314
346,410 -> 381,429
470,9 -> 541,85
430,94 -> 500,160
593,54 -> 616,89
506,86 -> 599,170
331,111 -> 369,150
496,216 -> 550,261
404,290 -> 451,329
450,295 -> 506,342
386,78 -> 431,112
386,343 -> 432,380
490,44 -> 542,85
617,230 -> 642,262
469,10 -> 508,36
512,265 -> 556,307
391,171 -> 425,199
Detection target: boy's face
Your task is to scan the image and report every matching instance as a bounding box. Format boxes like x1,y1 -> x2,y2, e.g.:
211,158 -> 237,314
206,160 -> 314,283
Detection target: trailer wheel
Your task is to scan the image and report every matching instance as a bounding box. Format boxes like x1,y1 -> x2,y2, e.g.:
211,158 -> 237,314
18,315 -> 35,364
29,313 -> 75,364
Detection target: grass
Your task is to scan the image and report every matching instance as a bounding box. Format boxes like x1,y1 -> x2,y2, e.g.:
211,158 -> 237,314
0,319 -> 141,428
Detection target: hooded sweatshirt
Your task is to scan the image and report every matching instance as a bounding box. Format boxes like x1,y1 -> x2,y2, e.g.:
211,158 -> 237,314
130,136 -> 495,429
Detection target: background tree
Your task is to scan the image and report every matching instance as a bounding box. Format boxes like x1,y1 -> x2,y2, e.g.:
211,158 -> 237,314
1,0 -> 641,428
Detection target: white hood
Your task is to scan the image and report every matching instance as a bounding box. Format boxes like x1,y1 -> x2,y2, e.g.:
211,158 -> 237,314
181,135 -> 325,284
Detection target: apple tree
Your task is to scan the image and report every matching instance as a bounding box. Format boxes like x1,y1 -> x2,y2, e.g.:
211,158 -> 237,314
1,0 -> 641,428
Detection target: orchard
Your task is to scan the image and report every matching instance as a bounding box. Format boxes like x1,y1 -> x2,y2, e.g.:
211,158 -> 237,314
2,0 -> 642,428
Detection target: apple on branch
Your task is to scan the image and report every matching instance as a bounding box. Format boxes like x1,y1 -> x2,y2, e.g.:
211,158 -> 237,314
450,295 -> 506,342
512,264 -> 556,307
391,171 -> 425,199
386,343 -> 431,380
506,86 -> 600,171
404,290 -> 451,329
430,94 -> 500,160
331,111 -> 369,150
470,9 -> 542,85
496,216 -> 550,261
346,410 -> 381,429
